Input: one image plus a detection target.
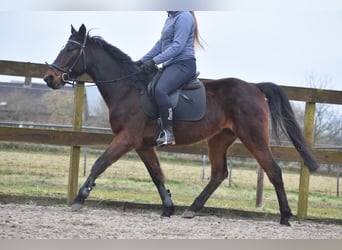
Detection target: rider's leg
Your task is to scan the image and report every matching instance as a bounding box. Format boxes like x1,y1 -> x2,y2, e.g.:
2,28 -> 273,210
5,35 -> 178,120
154,59 -> 196,146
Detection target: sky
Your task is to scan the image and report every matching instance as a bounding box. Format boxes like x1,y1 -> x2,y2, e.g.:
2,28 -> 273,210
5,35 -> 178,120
0,1 -> 341,114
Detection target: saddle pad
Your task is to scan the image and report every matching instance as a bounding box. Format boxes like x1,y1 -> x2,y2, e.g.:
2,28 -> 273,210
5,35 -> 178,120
141,81 -> 206,121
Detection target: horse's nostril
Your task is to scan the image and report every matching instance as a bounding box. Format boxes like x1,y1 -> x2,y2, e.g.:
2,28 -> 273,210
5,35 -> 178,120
44,75 -> 52,84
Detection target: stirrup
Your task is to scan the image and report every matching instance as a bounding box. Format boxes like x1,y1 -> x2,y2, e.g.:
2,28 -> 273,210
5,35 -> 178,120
156,129 -> 175,147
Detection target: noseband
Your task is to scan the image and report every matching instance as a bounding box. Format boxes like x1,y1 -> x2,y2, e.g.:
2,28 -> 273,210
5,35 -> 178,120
46,37 -> 87,86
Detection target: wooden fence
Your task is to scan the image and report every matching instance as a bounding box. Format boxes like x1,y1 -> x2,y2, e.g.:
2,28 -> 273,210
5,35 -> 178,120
0,60 -> 342,220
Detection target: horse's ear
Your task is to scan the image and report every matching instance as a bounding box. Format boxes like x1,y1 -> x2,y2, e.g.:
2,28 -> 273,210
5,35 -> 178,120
79,24 -> 86,38
71,25 -> 77,35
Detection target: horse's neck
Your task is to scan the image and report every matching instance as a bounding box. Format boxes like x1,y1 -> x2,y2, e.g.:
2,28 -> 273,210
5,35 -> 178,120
86,56 -> 132,108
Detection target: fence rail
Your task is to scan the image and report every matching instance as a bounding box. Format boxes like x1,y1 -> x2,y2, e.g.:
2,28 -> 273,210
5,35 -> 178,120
0,126 -> 341,164
0,60 -> 341,220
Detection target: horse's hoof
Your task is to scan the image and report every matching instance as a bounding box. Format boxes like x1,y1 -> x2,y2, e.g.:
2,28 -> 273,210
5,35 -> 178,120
280,217 -> 292,226
71,203 -> 83,212
182,210 -> 196,219
161,206 -> 174,217
280,212 -> 293,226
280,220 -> 291,226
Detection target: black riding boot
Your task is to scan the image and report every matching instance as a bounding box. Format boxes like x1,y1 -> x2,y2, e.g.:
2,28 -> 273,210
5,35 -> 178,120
156,106 -> 175,147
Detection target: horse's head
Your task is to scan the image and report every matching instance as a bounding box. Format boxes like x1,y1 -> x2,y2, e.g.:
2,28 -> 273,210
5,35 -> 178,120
44,24 -> 88,89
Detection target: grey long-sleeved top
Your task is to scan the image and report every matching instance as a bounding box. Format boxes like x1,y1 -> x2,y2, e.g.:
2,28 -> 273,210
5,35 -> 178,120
140,11 -> 196,67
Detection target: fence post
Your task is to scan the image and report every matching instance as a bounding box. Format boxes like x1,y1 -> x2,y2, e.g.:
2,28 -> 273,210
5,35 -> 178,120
297,101 -> 315,220
67,81 -> 85,205
228,157 -> 232,187
256,166 -> 264,208
201,154 -> 206,181
24,76 -> 32,88
337,165 -> 340,197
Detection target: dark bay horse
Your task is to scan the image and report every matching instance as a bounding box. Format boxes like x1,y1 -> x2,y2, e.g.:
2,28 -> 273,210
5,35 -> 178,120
44,24 -> 319,226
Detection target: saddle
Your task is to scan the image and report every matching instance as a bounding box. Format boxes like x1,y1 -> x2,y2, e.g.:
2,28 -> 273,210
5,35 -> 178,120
140,70 -> 206,121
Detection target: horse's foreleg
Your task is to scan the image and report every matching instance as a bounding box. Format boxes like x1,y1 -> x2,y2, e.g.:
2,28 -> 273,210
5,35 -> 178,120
136,147 -> 174,217
183,129 -> 236,218
71,133 -> 133,211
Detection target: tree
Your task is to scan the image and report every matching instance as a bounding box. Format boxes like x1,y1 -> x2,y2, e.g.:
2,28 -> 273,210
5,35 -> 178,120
292,73 -> 342,146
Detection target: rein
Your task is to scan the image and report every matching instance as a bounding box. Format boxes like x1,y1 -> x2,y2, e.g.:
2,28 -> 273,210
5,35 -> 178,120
46,36 -> 143,88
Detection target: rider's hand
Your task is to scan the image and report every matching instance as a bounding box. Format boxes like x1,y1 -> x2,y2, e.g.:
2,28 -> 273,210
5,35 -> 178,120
134,60 -> 143,67
140,59 -> 156,73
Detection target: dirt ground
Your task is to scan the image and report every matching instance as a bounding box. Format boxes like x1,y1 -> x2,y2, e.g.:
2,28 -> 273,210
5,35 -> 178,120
0,203 -> 341,239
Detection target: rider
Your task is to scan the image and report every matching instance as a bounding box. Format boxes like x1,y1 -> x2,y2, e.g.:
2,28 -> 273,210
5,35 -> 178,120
137,11 -> 203,147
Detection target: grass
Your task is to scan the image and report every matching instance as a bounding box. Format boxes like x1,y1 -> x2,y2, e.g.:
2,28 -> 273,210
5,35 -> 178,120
0,147 -> 341,220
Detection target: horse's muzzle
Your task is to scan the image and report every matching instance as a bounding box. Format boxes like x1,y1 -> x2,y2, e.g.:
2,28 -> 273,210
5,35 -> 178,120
44,72 -> 63,89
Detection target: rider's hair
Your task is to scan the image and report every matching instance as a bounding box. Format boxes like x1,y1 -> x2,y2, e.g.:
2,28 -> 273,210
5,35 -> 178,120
190,11 -> 205,50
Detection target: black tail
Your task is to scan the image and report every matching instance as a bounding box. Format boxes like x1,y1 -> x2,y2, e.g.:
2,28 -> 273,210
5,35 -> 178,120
256,82 -> 319,172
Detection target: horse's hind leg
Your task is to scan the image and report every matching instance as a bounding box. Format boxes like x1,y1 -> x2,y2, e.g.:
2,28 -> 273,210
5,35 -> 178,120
250,149 -> 292,225
237,123 -> 293,226
265,158 -> 293,226
136,146 -> 174,217
182,129 -> 237,218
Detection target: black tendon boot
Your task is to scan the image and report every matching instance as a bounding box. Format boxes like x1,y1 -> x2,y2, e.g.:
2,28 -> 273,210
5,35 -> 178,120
156,106 -> 175,147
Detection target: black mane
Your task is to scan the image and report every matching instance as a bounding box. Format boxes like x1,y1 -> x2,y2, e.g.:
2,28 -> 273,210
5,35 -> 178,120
87,35 -> 148,88
90,36 -> 134,66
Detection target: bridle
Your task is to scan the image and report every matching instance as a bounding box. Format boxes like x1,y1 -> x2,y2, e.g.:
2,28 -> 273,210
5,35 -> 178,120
46,34 -> 151,88
46,37 -> 87,86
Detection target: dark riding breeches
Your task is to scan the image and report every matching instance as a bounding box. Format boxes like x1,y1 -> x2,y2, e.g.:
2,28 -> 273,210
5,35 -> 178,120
154,59 -> 196,107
